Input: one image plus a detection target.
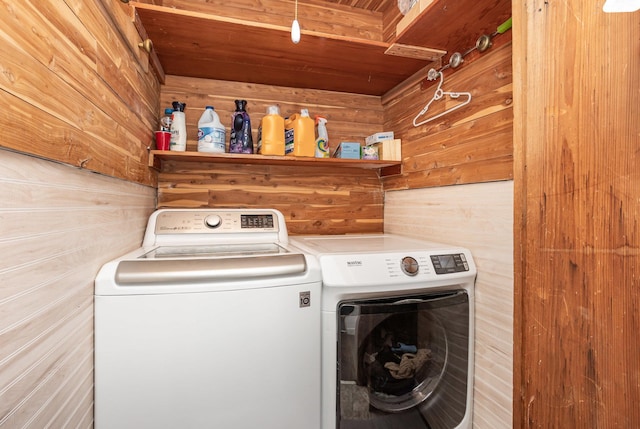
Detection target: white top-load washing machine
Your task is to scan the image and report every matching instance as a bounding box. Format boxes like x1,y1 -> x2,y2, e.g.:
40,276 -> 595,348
94,209 -> 321,429
290,234 -> 477,429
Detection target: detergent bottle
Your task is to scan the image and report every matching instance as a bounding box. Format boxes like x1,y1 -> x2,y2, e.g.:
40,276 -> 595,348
160,108 -> 173,131
197,106 -> 226,153
314,115 -> 329,158
257,105 -> 285,155
229,100 -> 253,154
169,101 -> 187,152
285,108 -> 315,157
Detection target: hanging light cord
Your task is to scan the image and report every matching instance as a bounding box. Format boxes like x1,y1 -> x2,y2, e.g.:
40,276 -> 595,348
291,0 -> 301,43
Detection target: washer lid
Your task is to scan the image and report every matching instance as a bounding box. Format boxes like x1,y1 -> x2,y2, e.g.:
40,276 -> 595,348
140,243 -> 288,259
114,253 -> 307,286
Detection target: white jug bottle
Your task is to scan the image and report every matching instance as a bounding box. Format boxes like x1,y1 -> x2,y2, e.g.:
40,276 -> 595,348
198,106 -> 226,153
170,101 -> 187,152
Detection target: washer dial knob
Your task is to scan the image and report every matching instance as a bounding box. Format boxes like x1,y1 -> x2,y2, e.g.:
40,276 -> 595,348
204,214 -> 222,228
401,256 -> 419,276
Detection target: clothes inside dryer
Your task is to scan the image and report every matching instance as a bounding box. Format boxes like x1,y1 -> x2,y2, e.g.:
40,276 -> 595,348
337,290 -> 470,429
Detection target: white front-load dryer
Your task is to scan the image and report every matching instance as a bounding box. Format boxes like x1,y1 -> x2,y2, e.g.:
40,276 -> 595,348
291,234 -> 477,429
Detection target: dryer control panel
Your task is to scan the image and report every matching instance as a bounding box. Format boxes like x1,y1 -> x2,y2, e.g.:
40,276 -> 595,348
430,253 -> 470,274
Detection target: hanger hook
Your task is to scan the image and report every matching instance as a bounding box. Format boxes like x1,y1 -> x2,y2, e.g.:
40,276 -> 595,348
412,69 -> 472,127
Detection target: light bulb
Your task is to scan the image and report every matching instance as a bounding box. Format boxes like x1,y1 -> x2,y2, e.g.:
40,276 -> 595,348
291,19 -> 301,44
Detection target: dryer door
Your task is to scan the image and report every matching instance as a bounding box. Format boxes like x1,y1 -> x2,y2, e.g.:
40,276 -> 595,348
337,290 -> 470,429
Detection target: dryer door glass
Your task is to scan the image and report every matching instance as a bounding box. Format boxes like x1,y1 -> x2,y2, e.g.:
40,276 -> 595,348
337,290 -> 470,429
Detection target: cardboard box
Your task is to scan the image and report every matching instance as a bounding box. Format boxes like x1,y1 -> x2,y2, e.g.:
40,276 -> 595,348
365,132 -> 395,146
361,145 -> 378,160
371,139 -> 401,161
334,142 -> 361,159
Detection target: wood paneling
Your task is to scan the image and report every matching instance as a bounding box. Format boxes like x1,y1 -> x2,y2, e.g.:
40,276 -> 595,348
158,160 -> 384,234
513,2 -> 640,427
161,75 -> 384,153
158,75 -> 386,234
133,2 -> 431,96
166,0 -> 384,41
384,181 -> 514,429
0,0 -> 159,186
0,149 -> 156,429
382,41 -> 513,191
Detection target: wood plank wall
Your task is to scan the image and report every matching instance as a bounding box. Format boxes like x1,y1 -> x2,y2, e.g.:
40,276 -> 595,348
163,0 -> 384,41
381,40 -> 513,191
384,181 -> 513,428
158,75 -> 386,235
0,149 -> 156,429
513,2 -> 640,427
0,0 -> 159,186
0,1 -> 160,427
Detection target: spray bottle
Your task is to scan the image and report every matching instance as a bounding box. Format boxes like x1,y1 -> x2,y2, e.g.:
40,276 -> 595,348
315,116 -> 329,158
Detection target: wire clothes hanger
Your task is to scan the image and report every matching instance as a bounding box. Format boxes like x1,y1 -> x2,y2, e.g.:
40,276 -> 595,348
413,68 -> 472,127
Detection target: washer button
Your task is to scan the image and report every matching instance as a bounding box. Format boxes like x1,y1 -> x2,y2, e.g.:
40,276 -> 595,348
204,215 -> 222,228
401,256 -> 419,276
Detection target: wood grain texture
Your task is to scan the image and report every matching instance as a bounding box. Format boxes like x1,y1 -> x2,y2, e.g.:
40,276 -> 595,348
384,180 -> 513,428
133,2 -> 431,96
382,41 -> 513,191
157,75 -> 387,235
0,149 -> 156,429
166,0 -> 384,41
158,161 -> 384,234
0,0 -> 159,186
160,75 -> 385,153
513,1 -> 640,427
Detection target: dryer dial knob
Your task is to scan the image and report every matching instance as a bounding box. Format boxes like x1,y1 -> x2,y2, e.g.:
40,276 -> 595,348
204,215 -> 222,228
401,256 -> 419,276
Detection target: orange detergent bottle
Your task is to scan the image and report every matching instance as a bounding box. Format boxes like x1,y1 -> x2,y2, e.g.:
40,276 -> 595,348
285,109 -> 315,157
257,105 -> 285,155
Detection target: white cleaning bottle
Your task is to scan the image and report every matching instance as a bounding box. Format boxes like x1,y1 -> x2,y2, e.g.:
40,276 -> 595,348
198,106 -> 226,153
170,101 -> 187,152
315,116 -> 329,158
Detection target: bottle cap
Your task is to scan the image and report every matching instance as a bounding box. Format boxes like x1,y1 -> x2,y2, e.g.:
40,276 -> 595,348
172,101 -> 186,112
267,105 -> 280,115
301,108 -> 310,117
206,105 -> 214,110
164,108 -> 174,114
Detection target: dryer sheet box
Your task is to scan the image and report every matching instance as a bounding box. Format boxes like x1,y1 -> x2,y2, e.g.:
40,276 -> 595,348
334,142 -> 361,159
370,139 -> 401,161
365,131 -> 395,146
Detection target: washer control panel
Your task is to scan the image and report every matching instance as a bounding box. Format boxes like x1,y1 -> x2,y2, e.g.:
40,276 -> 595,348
400,256 -> 420,276
430,253 -> 470,274
154,210 -> 278,234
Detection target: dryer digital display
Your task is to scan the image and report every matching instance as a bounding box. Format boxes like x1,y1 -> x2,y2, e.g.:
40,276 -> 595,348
430,253 -> 470,274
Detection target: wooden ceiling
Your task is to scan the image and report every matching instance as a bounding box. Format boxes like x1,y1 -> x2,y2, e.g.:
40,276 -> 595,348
324,0 -> 395,14
132,0 -> 511,95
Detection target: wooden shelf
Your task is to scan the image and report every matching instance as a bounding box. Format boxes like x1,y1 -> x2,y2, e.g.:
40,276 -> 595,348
148,151 -> 402,176
129,1 -> 510,96
395,0 -> 511,58
129,2 -> 439,96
